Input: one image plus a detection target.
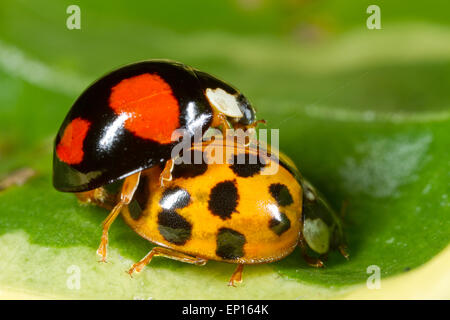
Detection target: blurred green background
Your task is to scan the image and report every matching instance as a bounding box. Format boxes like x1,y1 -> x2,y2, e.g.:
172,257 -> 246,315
0,0 -> 449,299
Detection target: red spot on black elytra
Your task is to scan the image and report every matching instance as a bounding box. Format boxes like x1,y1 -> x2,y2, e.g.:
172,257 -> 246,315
56,117 -> 91,165
109,73 -> 180,144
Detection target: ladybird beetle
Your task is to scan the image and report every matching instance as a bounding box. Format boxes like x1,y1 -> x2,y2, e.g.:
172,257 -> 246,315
52,60 -> 261,260
79,137 -> 348,285
53,60 -> 258,193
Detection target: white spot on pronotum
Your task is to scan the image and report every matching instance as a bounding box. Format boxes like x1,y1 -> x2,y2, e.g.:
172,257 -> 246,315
66,5 -> 81,30
366,265 -> 381,289
205,88 -> 243,118
366,5 -> 381,30
66,265 -> 81,290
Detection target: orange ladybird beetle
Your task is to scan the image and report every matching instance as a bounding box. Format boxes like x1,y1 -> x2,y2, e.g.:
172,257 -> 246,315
77,137 -> 348,286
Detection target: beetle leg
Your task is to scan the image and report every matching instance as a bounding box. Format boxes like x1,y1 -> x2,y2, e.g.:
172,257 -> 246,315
159,159 -> 175,187
337,201 -> 350,259
228,264 -> 244,287
211,113 -> 231,137
127,247 -> 207,276
76,187 -> 115,210
298,234 -> 324,268
319,253 -> 329,262
338,244 -> 350,260
97,172 -> 141,262
234,119 -> 266,131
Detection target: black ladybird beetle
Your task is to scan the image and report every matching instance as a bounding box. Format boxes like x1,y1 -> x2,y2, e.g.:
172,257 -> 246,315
78,137 -> 348,285
52,60 -> 261,261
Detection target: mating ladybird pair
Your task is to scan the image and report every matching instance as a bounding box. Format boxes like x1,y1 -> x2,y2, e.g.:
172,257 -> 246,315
53,60 -> 347,286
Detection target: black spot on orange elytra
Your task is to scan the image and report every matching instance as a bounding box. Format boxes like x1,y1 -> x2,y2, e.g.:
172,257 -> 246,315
158,210 -> 192,245
229,153 -> 266,178
159,186 -> 191,210
269,183 -> 293,207
208,180 -> 239,220
172,150 -> 208,179
269,212 -> 291,236
216,228 -> 246,260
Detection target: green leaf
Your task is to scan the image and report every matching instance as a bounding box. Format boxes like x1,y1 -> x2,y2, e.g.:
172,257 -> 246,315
0,0 -> 449,299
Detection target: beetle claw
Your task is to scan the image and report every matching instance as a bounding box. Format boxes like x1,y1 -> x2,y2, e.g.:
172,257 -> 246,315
304,256 -> 324,268
228,264 -> 244,287
338,245 -> 350,260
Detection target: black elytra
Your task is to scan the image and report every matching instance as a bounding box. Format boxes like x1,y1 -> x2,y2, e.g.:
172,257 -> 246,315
53,60 -> 257,192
